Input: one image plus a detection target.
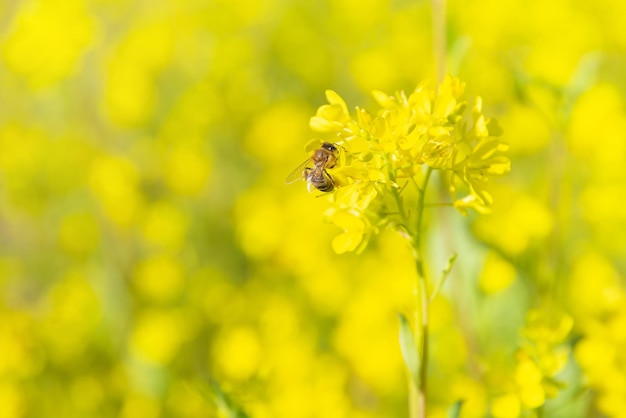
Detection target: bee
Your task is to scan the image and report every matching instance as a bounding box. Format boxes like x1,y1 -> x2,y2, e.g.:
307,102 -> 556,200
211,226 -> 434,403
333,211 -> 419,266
286,142 -> 339,192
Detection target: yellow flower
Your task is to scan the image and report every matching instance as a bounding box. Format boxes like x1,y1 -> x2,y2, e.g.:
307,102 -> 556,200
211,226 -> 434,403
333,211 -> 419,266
325,208 -> 373,254
496,307 -> 573,412
492,393 -> 521,418
309,90 -> 353,135
514,355 -> 545,408
293,76 -> 509,253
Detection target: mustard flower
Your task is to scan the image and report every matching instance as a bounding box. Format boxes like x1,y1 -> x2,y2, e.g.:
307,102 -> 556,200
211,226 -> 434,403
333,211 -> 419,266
293,76 -> 510,253
497,308 -> 572,415
574,301 -> 626,416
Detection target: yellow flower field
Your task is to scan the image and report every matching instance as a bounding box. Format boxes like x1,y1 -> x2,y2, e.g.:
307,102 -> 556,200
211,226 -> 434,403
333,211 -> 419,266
0,0 -> 625,417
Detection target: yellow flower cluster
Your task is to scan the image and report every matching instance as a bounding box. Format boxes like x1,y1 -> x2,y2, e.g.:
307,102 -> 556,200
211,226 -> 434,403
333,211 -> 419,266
305,76 -> 510,253
575,306 -> 626,417
492,308 -> 573,418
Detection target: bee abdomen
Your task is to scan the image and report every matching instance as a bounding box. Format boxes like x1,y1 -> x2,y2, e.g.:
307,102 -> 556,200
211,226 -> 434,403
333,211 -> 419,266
315,181 -> 334,192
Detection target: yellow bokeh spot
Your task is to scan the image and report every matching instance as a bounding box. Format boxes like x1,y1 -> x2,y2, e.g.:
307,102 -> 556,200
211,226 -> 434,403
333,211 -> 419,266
121,393 -> 161,418
580,185 -> 626,232
491,393 -> 521,418
58,211 -> 100,258
211,0 -> 276,28
164,146 -> 211,196
141,202 -> 188,250
0,124 -> 40,173
308,357 -> 350,418
44,271 -> 101,361
515,357 -> 542,386
514,356 -> 546,409
474,192 -> 553,255
131,309 -> 189,365
432,329 -> 467,374
0,124 -> 52,213
104,18 -> 175,127
518,383 -> 545,409
270,385 -> 312,418
0,313 -> 42,379
0,329 -> 28,378
598,391 -> 626,418
600,368 -> 626,396
479,251 -> 517,294
133,255 -> 185,302
428,296 -> 454,331
297,263 -> 349,315
0,382 -> 24,418
499,104 -> 551,155
89,155 -> 142,228
568,83 -> 626,167
351,50 -> 397,96
213,327 -> 262,381
105,62 -> 156,127
70,376 -> 105,412
117,19 -> 175,74
568,252 -> 624,318
245,103 -> 310,163
609,310 -> 626,345
333,291 -> 404,393
236,189 -> 284,260
1,0 -> 96,88
574,336 -> 616,379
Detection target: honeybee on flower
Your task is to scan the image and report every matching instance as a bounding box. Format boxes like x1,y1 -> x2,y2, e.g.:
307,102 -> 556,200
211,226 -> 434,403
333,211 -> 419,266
285,142 -> 340,192
291,75 -> 510,253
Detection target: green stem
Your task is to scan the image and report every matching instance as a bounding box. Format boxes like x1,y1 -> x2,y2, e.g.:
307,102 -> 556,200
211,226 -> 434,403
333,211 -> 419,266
414,167 -> 433,418
416,168 -> 433,253
391,185 -> 411,235
387,160 -> 412,236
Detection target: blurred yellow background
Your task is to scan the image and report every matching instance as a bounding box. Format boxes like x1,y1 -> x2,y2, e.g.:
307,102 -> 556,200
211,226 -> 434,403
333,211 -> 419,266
0,0 -> 625,417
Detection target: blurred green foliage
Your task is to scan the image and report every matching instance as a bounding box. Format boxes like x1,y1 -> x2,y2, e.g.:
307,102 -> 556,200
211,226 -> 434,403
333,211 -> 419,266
0,0 -> 625,417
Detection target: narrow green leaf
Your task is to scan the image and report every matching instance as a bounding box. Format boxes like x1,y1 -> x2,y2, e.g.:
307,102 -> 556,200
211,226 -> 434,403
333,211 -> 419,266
430,253 -> 458,303
398,313 -> 420,388
447,35 -> 472,77
207,380 -> 251,418
566,52 -> 602,99
447,400 -> 463,418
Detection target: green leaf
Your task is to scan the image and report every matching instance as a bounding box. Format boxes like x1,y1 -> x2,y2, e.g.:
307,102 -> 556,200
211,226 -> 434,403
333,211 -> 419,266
430,253 -> 457,303
198,380 -> 251,418
447,400 -> 463,418
566,52 -> 602,99
447,35 -> 472,76
398,313 -> 420,388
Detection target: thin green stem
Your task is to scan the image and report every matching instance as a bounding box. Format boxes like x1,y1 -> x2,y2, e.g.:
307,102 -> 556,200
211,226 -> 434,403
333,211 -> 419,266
387,160 -> 413,236
413,167 -> 433,418
391,185 -> 412,235
416,167 -> 433,251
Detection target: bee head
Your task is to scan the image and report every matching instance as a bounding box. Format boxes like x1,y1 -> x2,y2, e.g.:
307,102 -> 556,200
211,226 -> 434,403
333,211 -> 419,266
321,142 -> 337,152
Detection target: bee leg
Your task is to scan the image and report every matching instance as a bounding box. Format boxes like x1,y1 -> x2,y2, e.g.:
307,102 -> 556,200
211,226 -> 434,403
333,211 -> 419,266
324,169 -> 335,188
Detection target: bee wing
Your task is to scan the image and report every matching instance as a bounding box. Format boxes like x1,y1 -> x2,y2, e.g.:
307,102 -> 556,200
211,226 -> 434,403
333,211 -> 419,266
285,157 -> 313,184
